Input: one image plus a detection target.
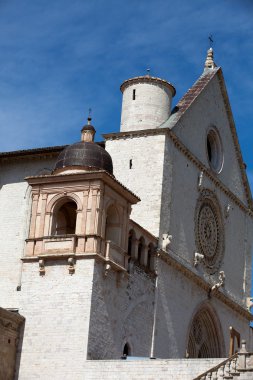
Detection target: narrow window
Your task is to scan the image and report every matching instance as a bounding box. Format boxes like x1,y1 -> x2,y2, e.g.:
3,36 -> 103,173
132,89 -> 136,100
138,237 -> 145,264
123,343 -> 131,356
207,137 -> 212,162
129,159 -> 132,169
147,243 -> 154,270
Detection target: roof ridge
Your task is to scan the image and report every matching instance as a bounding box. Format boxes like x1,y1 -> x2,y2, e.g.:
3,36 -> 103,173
161,67 -> 220,129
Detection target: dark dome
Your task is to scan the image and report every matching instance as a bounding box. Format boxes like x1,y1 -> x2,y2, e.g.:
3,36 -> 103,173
54,141 -> 113,175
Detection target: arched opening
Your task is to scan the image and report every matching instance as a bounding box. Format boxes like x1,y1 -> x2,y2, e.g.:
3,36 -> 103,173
105,205 -> 120,246
52,200 -> 77,235
123,342 -> 131,357
128,229 -> 136,257
147,243 -> 154,270
137,237 -> 145,264
187,305 -> 223,358
206,128 -> 223,173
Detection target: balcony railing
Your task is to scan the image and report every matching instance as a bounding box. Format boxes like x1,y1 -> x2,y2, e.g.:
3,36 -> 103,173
104,240 -> 129,271
25,235 -> 129,272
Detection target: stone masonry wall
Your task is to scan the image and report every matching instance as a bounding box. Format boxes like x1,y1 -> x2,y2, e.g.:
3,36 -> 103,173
0,307 -> 24,380
173,75 -> 248,206
16,259 -> 94,380
0,157 -> 56,309
153,257 -> 253,359
87,260 -> 155,359
106,133 -> 166,237
160,137 -> 252,306
120,81 -> 173,132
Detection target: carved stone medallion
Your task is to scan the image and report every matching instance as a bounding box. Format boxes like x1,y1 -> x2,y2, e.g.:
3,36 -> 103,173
195,190 -> 224,274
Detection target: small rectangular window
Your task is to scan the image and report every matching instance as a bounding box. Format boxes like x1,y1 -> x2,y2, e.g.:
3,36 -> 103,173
132,89 -> 136,100
129,159 -> 133,169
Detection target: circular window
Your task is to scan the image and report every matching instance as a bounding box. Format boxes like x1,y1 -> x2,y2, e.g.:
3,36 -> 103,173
206,129 -> 223,173
195,190 -> 224,274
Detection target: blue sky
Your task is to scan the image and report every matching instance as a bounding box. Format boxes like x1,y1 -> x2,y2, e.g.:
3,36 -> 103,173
0,0 -> 253,186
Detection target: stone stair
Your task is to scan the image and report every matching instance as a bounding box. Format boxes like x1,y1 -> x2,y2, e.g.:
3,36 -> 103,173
194,340 -> 253,380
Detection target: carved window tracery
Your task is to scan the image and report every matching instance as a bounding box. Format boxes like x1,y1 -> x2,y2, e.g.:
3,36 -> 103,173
187,305 -> 223,358
195,189 -> 224,274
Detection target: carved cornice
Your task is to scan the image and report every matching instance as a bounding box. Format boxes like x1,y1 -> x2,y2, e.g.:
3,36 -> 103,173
120,75 -> 176,96
166,128 -> 253,216
158,249 -> 252,321
103,128 -> 166,140
104,126 -> 252,215
216,69 -> 252,209
26,171 -> 140,204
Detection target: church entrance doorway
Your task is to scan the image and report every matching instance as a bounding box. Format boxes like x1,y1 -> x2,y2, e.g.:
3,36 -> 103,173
187,304 -> 223,358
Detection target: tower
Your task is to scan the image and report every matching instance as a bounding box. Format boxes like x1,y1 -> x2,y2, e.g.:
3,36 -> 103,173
120,74 -> 176,132
106,74 -> 176,236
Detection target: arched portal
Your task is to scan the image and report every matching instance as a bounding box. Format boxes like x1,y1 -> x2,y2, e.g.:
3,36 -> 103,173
52,200 -> 77,235
187,304 -> 223,358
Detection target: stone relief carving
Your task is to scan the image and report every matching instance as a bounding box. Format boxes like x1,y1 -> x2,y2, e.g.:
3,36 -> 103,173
195,189 -> 224,274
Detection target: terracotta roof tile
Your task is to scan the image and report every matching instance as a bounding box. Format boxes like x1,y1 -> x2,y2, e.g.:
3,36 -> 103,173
162,68 -> 220,129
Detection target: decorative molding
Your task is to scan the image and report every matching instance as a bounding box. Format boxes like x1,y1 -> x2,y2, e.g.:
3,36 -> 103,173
194,189 -> 224,274
217,69 -> 252,209
157,248 -> 252,321
45,192 -> 83,213
166,128 -> 253,216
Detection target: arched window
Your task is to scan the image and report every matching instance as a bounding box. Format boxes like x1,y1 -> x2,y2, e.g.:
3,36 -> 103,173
105,205 -> 120,246
147,243 -> 154,270
52,200 -> 77,235
137,237 -> 145,264
123,342 -> 131,357
128,229 -> 135,257
187,305 -> 224,358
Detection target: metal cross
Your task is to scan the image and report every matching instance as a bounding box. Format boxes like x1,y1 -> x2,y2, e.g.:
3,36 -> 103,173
208,34 -> 214,48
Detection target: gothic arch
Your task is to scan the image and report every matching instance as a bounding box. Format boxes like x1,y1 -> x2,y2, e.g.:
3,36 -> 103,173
186,302 -> 224,358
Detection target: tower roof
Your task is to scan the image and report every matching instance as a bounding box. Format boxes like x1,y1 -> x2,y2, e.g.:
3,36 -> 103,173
120,75 -> 176,96
53,118 -> 113,175
53,141 -> 113,175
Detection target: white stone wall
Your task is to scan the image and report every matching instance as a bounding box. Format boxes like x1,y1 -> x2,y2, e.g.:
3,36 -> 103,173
160,140 -> 252,305
106,133 -> 166,237
16,259 -> 94,380
120,82 -> 173,132
153,259 -> 252,359
87,261 -> 155,359
173,75 -> 248,206
0,157 -> 56,309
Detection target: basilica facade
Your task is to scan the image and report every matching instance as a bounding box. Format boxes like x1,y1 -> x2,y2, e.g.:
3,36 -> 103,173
0,49 -> 252,379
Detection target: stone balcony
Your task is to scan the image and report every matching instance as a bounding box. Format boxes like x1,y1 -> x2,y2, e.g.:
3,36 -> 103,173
24,234 -> 129,274
104,240 -> 129,271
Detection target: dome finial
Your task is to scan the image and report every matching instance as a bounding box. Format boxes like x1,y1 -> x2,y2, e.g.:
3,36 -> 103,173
204,35 -> 216,69
81,109 -> 95,142
204,47 -> 216,69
